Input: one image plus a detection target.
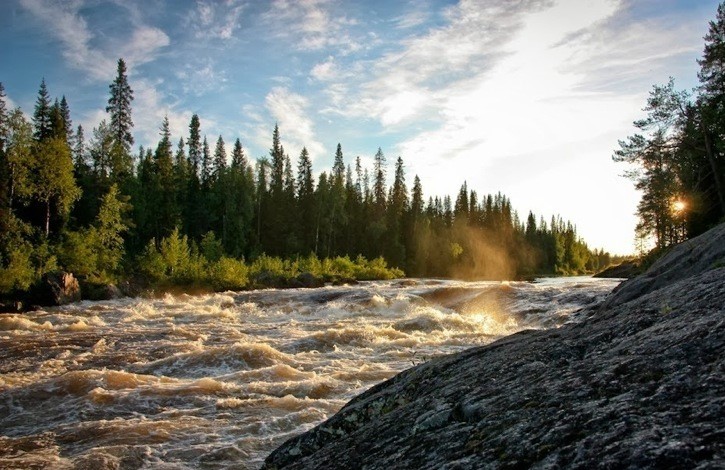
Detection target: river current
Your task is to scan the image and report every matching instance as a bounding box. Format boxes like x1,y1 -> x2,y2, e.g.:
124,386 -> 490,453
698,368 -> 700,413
0,277 -> 620,469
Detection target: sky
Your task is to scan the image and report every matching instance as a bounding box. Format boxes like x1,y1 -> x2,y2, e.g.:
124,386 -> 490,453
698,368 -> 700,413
0,0 -> 721,255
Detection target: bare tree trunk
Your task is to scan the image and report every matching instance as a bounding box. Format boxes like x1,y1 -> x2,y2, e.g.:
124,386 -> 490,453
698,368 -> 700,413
45,200 -> 50,237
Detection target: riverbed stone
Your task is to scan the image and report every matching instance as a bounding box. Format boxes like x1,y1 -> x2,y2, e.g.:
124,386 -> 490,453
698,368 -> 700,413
262,223 -> 725,469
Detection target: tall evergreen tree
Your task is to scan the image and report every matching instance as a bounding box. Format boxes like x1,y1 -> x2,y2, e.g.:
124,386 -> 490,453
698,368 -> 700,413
201,136 -> 212,187
269,124 -> 285,196
373,147 -> 387,209
59,96 -> 73,145
152,116 -> 177,239
213,135 -> 227,180
231,138 -> 247,169
188,114 -> 202,176
332,143 -> 345,187
106,58 -> 134,154
697,2 -> 725,216
32,79 -> 52,142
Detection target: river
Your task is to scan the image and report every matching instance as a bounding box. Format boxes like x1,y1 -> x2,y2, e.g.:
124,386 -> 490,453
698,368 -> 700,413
0,277 -> 620,469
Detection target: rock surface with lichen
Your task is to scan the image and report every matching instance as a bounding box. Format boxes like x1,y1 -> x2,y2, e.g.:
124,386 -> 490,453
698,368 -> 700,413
262,224 -> 725,469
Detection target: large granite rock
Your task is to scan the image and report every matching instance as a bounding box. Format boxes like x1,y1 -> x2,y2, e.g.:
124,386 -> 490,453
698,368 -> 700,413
263,224 -> 725,469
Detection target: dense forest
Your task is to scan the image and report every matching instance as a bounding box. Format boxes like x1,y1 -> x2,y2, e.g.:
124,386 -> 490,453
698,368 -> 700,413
0,68 -> 613,296
614,2 -> 725,253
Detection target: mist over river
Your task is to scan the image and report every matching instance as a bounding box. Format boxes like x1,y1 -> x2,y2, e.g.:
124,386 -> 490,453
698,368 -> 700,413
0,277 -> 620,469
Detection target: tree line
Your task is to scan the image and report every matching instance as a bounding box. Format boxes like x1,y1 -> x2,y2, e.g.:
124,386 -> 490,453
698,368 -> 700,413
0,59 -> 610,295
614,2 -> 725,253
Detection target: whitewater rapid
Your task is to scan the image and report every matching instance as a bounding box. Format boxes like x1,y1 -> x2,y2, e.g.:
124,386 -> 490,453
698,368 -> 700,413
0,277 -> 620,469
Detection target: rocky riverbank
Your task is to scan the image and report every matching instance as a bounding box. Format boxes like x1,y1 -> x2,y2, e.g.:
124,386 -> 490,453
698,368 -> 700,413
263,224 -> 725,469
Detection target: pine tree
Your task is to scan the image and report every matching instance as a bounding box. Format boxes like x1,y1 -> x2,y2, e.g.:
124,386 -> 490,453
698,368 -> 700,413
33,79 -> 52,142
59,96 -> 73,145
385,156 -> 407,266
90,120 -> 114,180
225,138 -> 254,257
231,138 -> 247,169
297,147 -> 316,253
411,175 -> 423,217
699,3 -> 725,101
152,116 -> 177,239
373,147 -> 386,209
213,135 -> 227,180
173,137 -> 190,237
188,114 -> 202,176
697,2 -> 725,217
269,124 -> 284,196
201,136 -> 212,187
106,58 -> 134,154
94,183 -> 131,278
73,125 -> 85,168
49,99 -> 66,141
332,143 -> 345,187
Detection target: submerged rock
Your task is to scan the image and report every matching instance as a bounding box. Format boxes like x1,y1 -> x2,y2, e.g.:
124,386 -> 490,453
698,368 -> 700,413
263,224 -> 725,469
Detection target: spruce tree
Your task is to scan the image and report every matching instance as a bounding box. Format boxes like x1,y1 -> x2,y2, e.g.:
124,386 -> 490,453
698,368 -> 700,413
373,147 -> 386,209
332,143 -> 345,187
269,124 -> 284,196
59,96 -> 73,145
411,175 -> 423,217
106,58 -> 134,154
697,2 -> 725,217
33,79 -> 52,142
295,147 -> 315,253
201,136 -> 212,187
188,114 -> 202,176
213,135 -> 227,180
152,116 -> 177,239
231,138 -> 247,169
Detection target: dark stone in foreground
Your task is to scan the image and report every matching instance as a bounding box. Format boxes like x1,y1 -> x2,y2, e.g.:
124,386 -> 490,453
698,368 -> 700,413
263,224 -> 725,469
31,271 -> 81,306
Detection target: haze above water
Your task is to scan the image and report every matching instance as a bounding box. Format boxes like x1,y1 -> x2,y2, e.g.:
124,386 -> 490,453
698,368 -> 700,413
0,278 -> 620,469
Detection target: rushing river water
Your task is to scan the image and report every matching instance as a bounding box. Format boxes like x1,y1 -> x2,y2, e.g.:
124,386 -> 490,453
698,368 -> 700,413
0,277 -> 620,469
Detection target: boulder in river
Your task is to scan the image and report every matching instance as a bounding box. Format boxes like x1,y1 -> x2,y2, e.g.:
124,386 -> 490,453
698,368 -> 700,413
263,223 -> 725,469
32,271 -> 81,306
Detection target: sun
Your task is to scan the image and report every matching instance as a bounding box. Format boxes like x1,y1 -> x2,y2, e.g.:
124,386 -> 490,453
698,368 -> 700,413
672,199 -> 687,214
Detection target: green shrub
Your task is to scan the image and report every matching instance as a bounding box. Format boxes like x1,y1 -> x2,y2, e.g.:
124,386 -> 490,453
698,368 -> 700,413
210,257 -> 249,291
0,243 -> 35,292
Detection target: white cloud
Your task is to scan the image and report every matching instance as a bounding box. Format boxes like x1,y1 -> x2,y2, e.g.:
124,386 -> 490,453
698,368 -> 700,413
394,3 -> 431,30
263,0 -> 360,53
187,0 -> 247,40
19,0 -> 169,81
121,26 -> 171,68
264,87 -> 325,162
176,59 -> 228,96
19,0 -> 115,80
310,56 -> 338,81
